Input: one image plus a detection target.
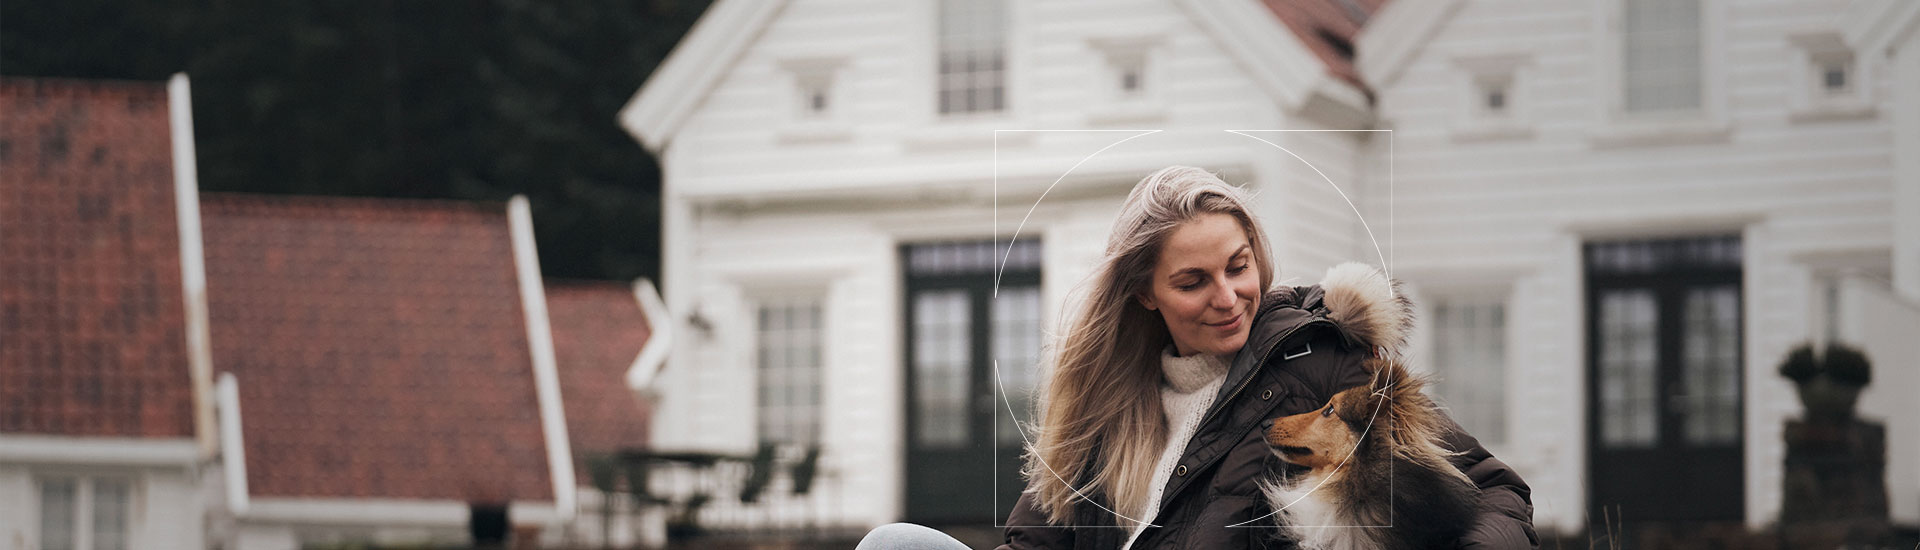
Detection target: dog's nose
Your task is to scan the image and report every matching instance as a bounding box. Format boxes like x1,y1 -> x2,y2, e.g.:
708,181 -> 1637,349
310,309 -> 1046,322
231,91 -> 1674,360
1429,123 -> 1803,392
1260,418 -> 1274,431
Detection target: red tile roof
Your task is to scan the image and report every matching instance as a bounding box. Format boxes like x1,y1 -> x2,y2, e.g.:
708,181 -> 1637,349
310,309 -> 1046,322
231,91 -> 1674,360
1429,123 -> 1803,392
1263,0 -> 1390,90
0,78 -> 197,439
545,281 -> 653,486
200,193 -> 553,502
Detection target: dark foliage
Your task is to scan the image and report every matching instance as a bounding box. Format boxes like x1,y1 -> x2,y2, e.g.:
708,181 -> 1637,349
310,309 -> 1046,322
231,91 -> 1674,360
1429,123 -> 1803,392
2,0 -> 711,281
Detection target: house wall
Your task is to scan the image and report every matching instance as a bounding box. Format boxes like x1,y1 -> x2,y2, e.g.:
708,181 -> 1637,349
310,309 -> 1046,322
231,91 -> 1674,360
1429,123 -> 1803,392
648,0 -> 1372,526
0,461 -> 205,550
1362,0 -> 1901,533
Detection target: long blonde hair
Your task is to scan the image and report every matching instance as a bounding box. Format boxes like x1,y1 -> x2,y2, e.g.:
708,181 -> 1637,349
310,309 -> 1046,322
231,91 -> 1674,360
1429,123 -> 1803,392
1024,166 -> 1276,524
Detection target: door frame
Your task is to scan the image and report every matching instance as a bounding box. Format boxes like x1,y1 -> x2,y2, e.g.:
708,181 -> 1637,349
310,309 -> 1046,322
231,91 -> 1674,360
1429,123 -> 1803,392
900,242 -> 1042,524
1583,235 -> 1746,523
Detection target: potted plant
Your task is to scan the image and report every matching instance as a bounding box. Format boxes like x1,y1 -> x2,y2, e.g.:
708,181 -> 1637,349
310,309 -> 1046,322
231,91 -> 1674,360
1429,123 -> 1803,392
1778,342 -> 1874,422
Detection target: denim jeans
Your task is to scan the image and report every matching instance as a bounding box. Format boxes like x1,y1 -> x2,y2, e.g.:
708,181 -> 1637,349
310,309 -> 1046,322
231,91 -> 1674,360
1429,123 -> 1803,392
854,523 -> 975,550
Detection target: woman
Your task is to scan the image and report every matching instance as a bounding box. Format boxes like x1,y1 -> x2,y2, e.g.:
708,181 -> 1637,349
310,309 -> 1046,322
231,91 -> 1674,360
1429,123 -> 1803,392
861,166 -> 1535,549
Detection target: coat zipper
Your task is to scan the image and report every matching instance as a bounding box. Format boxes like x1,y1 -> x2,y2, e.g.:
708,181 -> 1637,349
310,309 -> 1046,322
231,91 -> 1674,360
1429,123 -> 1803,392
1143,317 -> 1334,527
1196,318 -> 1332,429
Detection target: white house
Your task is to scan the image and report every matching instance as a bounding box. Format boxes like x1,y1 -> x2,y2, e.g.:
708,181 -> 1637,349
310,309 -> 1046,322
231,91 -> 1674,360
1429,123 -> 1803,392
620,0 -> 1399,528
1355,0 -> 1920,534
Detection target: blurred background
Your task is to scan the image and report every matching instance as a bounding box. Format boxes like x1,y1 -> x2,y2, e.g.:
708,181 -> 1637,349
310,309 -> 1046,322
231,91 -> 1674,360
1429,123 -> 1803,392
3,0 -> 1917,549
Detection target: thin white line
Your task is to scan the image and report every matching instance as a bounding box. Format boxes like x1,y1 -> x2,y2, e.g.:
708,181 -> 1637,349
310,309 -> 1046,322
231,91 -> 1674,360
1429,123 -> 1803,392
992,129 -> 1165,528
1224,131 -> 1390,276
1227,369 -> 1395,527
994,130 -> 1162,298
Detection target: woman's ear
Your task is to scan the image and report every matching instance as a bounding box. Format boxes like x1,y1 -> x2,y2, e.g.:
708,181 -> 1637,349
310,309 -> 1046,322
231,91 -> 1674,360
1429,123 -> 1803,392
1136,292 -> 1158,311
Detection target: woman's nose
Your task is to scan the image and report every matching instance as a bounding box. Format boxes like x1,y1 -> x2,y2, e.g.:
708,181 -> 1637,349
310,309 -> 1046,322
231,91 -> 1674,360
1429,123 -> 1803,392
1209,279 -> 1237,308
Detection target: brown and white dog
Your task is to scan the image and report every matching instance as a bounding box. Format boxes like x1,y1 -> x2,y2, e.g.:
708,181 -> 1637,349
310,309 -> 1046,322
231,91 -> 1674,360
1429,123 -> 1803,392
1259,357 -> 1479,550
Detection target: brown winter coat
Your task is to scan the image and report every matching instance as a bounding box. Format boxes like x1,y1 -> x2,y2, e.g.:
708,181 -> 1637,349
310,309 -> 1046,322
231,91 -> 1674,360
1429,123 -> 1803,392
998,263 -> 1537,549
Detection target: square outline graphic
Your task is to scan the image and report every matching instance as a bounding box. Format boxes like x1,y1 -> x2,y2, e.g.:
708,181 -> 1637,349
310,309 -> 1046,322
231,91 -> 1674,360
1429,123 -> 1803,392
988,128 -> 1397,530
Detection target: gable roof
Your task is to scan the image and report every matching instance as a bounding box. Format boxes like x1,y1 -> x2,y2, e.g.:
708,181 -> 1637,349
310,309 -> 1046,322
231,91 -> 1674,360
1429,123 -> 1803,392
545,280 -> 654,485
0,78 -> 197,440
1261,0 -> 1390,89
1354,0 -> 1465,89
620,0 -> 1382,152
200,193 -> 555,502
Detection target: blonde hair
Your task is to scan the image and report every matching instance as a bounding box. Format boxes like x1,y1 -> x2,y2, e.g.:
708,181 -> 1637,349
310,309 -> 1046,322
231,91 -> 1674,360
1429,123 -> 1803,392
1024,166 -> 1276,524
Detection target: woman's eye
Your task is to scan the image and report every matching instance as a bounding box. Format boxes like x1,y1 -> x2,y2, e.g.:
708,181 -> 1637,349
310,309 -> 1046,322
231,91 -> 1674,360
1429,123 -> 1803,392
1177,281 -> 1202,291
1228,264 -> 1249,275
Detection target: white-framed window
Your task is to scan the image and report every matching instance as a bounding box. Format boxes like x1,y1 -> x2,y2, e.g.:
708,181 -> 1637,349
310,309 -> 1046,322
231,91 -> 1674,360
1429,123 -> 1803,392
1785,31 -> 1874,122
1621,0 -> 1703,113
936,0 -> 1007,116
1450,53 -> 1531,142
1588,0 -> 1727,147
1430,299 -> 1508,444
1083,33 -> 1166,125
756,298 -> 823,445
776,56 -> 853,143
798,75 -> 831,119
35,475 -> 134,550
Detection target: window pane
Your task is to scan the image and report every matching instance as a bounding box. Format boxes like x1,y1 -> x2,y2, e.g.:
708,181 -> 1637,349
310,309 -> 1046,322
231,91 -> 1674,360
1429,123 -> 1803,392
93,479 -> 130,550
914,291 -> 971,447
992,287 -> 1043,445
758,301 -> 823,445
39,478 -> 75,550
936,0 -> 1006,115
1599,290 -> 1659,447
1433,301 -> 1507,443
1623,0 -> 1702,112
1682,287 -> 1740,445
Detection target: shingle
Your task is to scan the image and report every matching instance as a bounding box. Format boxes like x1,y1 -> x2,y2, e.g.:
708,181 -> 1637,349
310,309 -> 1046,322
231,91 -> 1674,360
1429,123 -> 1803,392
0,78 -> 195,439
201,193 -> 553,502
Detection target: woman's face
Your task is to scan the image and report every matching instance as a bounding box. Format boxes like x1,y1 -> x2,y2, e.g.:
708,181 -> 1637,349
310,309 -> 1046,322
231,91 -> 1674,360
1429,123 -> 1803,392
1138,213 -> 1262,357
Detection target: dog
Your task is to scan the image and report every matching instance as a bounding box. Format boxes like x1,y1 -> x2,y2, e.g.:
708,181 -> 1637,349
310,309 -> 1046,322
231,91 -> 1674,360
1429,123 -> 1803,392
1259,357 -> 1479,550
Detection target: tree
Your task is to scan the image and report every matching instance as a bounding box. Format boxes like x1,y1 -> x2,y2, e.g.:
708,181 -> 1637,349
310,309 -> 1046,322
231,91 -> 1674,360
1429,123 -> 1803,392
1,0 -> 710,281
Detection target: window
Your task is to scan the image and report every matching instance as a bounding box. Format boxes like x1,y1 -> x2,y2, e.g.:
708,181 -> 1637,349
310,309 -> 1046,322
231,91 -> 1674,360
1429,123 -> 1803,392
936,0 -> 1006,115
1449,53 -> 1530,142
756,299 -> 822,445
798,76 -> 831,118
1117,55 -> 1144,96
1478,77 -> 1511,116
36,476 -> 132,550
1431,299 -> 1507,443
1785,31 -> 1871,122
1820,61 -> 1849,94
1622,0 -> 1702,112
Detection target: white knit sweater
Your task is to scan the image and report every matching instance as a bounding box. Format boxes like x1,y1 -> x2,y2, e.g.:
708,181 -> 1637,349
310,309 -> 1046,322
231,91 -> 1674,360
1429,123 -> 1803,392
1121,347 -> 1231,550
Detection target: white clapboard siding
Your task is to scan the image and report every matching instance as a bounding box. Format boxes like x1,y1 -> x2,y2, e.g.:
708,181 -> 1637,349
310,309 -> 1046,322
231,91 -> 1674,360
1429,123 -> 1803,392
645,0 -> 1374,528
1361,0 -> 1902,533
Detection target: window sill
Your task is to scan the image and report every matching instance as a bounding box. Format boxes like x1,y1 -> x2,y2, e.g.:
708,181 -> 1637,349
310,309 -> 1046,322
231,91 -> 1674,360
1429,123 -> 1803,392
902,118 -> 1029,151
1787,101 -> 1876,125
1450,122 -> 1535,143
1586,118 -> 1730,149
776,122 -> 853,144
1084,101 -> 1167,126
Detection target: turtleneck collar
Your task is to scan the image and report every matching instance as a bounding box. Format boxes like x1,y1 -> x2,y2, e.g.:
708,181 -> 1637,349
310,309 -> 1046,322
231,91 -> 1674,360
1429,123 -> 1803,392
1160,346 -> 1230,394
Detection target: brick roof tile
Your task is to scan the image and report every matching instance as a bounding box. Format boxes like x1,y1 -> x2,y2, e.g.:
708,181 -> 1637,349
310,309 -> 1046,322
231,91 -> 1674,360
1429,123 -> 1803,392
0,77 -> 196,439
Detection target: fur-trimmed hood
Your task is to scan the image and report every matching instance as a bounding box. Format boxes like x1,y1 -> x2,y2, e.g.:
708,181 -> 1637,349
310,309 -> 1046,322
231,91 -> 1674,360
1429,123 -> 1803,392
1317,262 -> 1415,354
1251,262 -> 1414,355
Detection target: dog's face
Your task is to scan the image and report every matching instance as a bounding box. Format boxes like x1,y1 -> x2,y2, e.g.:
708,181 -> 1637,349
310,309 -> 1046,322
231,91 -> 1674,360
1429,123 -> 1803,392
1263,384 -> 1376,477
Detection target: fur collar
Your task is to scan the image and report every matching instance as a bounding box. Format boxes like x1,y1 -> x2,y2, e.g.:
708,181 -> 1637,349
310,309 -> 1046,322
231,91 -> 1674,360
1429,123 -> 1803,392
1316,262 -> 1414,354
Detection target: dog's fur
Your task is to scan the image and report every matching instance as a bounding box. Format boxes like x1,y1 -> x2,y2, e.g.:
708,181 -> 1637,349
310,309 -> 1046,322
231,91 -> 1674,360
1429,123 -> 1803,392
1260,357 -> 1479,550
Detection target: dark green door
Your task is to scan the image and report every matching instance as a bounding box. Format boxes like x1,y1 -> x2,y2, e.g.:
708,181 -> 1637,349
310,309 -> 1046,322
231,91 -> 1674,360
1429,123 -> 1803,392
1586,235 -> 1745,522
903,240 -> 1042,524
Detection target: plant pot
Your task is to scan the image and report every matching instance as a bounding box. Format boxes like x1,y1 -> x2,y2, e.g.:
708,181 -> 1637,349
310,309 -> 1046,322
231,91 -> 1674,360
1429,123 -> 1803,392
1796,377 -> 1863,423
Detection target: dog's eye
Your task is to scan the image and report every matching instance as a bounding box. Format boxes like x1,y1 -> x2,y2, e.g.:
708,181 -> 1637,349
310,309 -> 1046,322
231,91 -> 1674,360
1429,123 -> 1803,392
1321,404 -> 1334,418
